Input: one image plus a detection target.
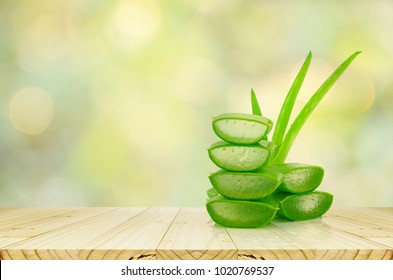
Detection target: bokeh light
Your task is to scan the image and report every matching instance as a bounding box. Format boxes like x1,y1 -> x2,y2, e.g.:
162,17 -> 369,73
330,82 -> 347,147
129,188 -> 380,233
106,0 -> 161,50
9,87 -> 54,135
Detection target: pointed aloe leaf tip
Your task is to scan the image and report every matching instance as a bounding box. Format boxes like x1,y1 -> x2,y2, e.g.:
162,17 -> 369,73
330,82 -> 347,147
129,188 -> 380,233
251,88 -> 269,140
271,51 -> 312,147
270,51 -> 361,165
251,88 -> 262,116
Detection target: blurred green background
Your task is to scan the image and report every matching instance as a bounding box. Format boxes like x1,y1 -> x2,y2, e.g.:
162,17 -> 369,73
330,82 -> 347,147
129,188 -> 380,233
0,0 -> 392,207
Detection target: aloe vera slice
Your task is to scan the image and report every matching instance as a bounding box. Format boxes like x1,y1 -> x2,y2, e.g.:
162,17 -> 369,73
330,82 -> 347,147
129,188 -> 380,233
206,195 -> 278,228
212,113 -> 273,144
269,163 -> 324,193
209,169 -> 283,200
208,141 -> 270,171
207,187 -> 220,199
268,191 -> 333,221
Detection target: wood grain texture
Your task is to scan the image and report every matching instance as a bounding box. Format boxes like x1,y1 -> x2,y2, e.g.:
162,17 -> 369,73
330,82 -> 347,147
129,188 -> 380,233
0,207 -> 392,260
79,207 -> 179,260
157,207 -> 237,260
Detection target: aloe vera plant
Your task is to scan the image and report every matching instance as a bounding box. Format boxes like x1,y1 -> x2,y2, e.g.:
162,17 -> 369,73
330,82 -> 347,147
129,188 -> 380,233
206,51 -> 360,228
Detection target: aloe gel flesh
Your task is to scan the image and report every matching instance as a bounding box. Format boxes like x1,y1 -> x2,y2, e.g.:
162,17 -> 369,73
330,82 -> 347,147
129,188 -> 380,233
208,141 -> 269,171
206,195 -> 278,228
269,163 -> 324,193
207,187 -> 220,199
209,169 -> 283,200
212,113 -> 272,144
268,191 -> 333,221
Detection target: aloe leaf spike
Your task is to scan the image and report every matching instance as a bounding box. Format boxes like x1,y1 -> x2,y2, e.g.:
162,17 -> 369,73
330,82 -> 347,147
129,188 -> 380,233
270,51 -> 361,165
251,88 -> 269,140
251,88 -> 262,116
271,51 -> 312,146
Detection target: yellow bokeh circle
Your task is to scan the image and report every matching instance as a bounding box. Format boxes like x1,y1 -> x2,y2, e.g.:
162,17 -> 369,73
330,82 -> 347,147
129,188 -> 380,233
9,87 -> 54,135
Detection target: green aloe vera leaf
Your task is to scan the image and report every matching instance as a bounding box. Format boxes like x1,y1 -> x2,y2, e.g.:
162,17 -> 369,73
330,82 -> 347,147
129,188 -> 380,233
207,187 -> 220,199
206,195 -> 278,228
251,88 -> 262,116
212,113 -> 273,145
271,51 -> 361,165
209,169 -> 283,200
268,163 -> 324,193
271,52 -> 312,147
251,89 -> 269,141
268,191 -> 333,221
208,141 -> 270,171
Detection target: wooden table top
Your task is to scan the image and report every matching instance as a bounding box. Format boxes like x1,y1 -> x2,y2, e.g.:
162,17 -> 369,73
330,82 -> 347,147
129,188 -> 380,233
0,207 -> 392,260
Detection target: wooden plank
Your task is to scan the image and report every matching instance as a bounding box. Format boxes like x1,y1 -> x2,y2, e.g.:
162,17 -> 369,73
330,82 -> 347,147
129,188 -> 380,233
368,238 -> 393,248
0,208 -> 91,248
0,208 -> 26,214
228,215 -> 392,260
1,248 -> 79,260
323,212 -> 393,238
228,223 -> 306,260
0,208 -> 115,238
272,217 -> 391,259
0,207 -> 392,260
329,208 -> 393,226
1,208 -> 147,260
326,208 -> 393,252
0,238 -> 26,248
363,207 -> 393,217
157,208 -> 237,260
0,208 -> 77,227
79,207 -> 179,260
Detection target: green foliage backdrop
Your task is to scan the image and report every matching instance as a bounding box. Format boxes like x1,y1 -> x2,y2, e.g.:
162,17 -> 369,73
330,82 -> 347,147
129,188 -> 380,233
0,0 -> 392,206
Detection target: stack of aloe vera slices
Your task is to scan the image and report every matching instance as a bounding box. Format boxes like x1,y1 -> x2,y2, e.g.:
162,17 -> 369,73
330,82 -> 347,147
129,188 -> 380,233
206,51 -> 360,228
